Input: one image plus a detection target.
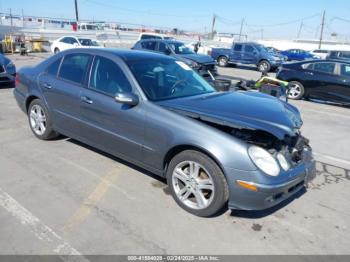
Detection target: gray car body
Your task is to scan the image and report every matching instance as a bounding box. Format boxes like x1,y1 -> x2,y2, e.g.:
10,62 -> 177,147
0,54 -> 16,83
14,48 -> 315,211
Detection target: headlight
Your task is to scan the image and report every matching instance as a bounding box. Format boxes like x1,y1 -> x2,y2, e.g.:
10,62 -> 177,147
277,153 -> 290,171
248,146 -> 280,176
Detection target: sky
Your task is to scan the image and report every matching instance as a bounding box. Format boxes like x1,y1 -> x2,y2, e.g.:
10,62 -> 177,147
1,0 -> 350,40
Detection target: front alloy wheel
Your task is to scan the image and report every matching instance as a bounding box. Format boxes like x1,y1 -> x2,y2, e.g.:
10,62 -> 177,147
172,161 -> 215,210
167,150 -> 229,217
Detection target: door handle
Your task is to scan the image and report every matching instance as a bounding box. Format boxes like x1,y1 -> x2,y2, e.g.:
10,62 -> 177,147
81,96 -> 93,104
305,72 -> 314,76
40,81 -> 52,89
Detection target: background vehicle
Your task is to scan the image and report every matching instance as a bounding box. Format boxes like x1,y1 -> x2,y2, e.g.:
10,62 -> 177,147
276,59 -> 350,104
326,50 -> 350,61
50,36 -> 100,54
280,49 -> 318,61
138,33 -> 174,40
211,42 -> 284,72
132,39 -> 217,80
0,54 -> 16,85
14,49 -> 315,217
310,49 -> 329,59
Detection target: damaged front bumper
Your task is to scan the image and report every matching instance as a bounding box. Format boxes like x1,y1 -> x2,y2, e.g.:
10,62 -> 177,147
225,148 -> 316,211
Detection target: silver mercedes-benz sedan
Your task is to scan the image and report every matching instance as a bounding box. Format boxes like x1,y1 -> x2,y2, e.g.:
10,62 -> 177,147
14,48 -> 316,217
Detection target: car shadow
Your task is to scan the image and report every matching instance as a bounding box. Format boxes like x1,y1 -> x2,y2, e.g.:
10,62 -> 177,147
303,98 -> 350,109
66,138 -> 166,184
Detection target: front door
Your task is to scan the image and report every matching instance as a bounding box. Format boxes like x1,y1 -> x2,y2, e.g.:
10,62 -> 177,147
79,55 -> 145,161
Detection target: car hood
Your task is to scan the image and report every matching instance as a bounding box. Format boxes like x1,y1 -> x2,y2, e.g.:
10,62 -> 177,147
157,92 -> 303,140
174,53 -> 215,64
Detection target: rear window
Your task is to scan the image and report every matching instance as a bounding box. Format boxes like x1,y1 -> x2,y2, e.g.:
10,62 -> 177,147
141,35 -> 162,40
46,58 -> 61,76
234,44 -> 242,52
313,62 -> 336,74
141,41 -> 157,51
59,54 -> 91,84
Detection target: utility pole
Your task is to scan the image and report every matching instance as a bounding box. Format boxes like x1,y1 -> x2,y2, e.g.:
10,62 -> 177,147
9,8 -> 12,27
74,0 -> 79,23
211,14 -> 216,39
319,10 -> 326,49
297,21 -> 303,39
238,18 -> 245,41
22,8 -> 25,27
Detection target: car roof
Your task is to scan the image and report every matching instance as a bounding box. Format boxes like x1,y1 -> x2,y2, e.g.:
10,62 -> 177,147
138,39 -> 183,44
288,59 -> 350,65
62,48 -> 175,62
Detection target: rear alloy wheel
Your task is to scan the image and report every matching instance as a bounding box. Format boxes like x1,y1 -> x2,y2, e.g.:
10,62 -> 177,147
217,56 -> 228,67
167,150 -> 229,217
257,60 -> 271,72
288,81 -> 305,100
28,99 -> 58,140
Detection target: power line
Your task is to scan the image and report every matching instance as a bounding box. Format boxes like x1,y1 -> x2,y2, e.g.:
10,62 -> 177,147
246,13 -> 321,28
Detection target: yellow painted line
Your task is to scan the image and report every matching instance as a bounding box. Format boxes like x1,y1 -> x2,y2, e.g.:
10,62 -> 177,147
63,167 -> 120,231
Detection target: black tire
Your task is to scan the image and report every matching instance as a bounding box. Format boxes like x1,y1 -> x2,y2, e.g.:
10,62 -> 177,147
288,81 -> 305,100
54,48 -> 60,54
28,99 -> 58,140
167,150 -> 229,217
257,60 -> 271,72
217,56 -> 228,67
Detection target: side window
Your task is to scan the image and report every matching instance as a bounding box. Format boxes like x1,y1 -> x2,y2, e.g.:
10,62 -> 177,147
58,54 -> 91,84
340,64 -> 350,76
89,56 -> 132,96
313,62 -> 336,74
234,44 -> 242,52
60,37 -> 68,43
141,41 -> 157,51
158,42 -> 167,53
46,58 -> 62,76
245,45 -> 254,53
70,38 -> 78,44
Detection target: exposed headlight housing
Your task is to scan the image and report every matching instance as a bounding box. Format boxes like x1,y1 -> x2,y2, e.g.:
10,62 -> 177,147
248,146 -> 280,176
277,153 -> 290,171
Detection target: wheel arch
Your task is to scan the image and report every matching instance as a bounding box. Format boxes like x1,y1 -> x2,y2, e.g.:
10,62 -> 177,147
163,144 -> 226,178
25,95 -> 40,112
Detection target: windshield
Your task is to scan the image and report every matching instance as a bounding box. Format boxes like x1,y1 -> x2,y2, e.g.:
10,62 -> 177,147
78,39 -> 96,46
168,42 -> 195,55
127,59 -> 215,101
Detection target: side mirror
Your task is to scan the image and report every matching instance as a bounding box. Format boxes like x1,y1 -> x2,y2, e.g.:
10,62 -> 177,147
115,93 -> 139,106
73,43 -> 79,47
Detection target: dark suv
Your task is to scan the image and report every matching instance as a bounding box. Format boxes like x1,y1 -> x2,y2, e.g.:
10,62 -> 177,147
132,39 -> 217,80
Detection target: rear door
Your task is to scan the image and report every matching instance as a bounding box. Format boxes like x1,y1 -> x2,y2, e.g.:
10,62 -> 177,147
39,53 -> 92,137
242,44 -> 258,64
230,43 -> 243,62
305,62 -> 339,101
79,55 -> 145,161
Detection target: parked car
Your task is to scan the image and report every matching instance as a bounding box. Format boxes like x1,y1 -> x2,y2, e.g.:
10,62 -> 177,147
211,42 -> 285,72
280,49 -> 318,61
132,39 -> 217,80
0,54 -> 16,85
276,59 -> 350,104
138,33 -> 174,41
14,49 -> 315,217
50,36 -> 100,54
310,49 -> 329,60
326,50 -> 350,61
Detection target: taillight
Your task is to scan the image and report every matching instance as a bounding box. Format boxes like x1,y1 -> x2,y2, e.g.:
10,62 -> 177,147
15,74 -> 20,86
